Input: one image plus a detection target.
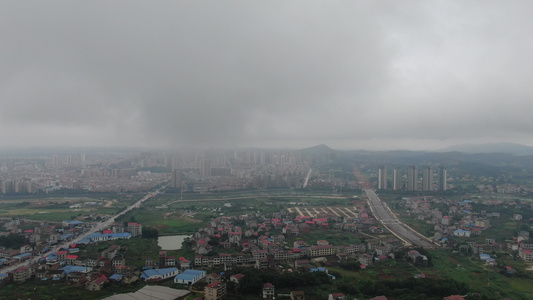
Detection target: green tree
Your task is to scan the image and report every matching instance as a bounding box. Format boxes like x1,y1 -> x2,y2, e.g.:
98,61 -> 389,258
142,227 -> 159,239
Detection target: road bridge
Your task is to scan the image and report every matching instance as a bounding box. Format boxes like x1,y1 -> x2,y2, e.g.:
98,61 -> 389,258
365,189 -> 436,249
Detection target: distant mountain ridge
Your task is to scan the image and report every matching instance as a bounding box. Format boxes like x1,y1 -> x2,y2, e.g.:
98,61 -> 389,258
440,142 -> 533,156
301,144 -> 336,154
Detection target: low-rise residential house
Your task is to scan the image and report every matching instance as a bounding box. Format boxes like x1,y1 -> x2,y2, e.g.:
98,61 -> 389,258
229,232 -> 242,244
309,245 -> 335,257
375,246 -> 391,256
252,249 -> 268,260
453,229 -> 471,237
29,234 -> 41,244
112,256 -> 126,268
12,266 -> 32,283
0,273 -> 9,285
48,269 -> 66,281
66,255 -> 79,265
56,250 -> 68,261
223,262 -> 234,271
293,240 -> 306,248
294,259 -> 311,269
358,254 -> 373,266
474,219 -> 490,229
290,290 -> 305,300
35,269 -> 47,280
255,258 -> 270,269
205,281 -> 226,300
343,223 -> 357,232
329,293 -> 347,300
262,282 -> 275,299
179,257 -> 191,269
85,258 -> 97,267
101,245 -> 120,259
205,273 -> 222,284
19,244 -> 32,253
519,248 -> 533,262
127,222 -> 142,237
408,250 -> 428,266
165,256 -> 176,267
86,275 -> 108,291
471,244 -> 484,254
367,240 -> 381,251
230,273 -> 244,284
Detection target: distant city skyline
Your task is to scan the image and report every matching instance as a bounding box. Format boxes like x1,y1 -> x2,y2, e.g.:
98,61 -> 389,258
1,2 -> 533,151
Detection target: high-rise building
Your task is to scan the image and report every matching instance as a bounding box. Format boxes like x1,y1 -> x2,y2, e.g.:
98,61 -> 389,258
171,169 -> 182,188
407,165 -> 418,191
438,166 -> 447,191
79,153 -> 86,168
378,166 -> 388,189
393,168 -> 402,190
200,159 -> 211,177
422,166 -> 433,191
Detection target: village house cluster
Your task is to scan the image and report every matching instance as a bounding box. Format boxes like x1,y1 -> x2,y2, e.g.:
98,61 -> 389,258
401,196 -> 533,264
187,209 -> 410,272
0,219 -> 143,290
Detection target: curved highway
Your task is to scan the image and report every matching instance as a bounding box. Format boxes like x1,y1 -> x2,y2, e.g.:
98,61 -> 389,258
365,189 -> 436,249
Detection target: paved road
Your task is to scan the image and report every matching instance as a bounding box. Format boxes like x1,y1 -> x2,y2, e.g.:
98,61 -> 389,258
365,189 -> 436,249
1,186 -> 165,274
302,168 -> 312,188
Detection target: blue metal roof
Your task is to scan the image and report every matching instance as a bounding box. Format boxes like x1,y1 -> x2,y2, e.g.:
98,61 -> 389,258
175,273 -> 197,281
181,269 -> 205,276
141,267 -> 178,279
60,265 -> 91,274
59,233 -> 73,240
111,233 -> 131,238
14,253 -> 32,259
109,274 -> 124,280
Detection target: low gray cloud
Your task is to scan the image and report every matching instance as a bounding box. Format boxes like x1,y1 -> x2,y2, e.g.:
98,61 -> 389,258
1,1 -> 532,150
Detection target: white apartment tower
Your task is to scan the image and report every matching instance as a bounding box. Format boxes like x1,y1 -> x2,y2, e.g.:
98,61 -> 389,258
378,166 -> 387,190
438,166 -> 447,191
393,168 -> 402,190
422,166 -> 433,191
407,166 -> 418,191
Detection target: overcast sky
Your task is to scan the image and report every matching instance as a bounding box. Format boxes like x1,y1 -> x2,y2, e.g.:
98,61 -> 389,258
1,1 -> 533,151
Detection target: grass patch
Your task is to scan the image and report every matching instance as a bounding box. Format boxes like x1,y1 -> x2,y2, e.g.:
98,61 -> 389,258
118,209 -> 205,234
428,249 -> 533,299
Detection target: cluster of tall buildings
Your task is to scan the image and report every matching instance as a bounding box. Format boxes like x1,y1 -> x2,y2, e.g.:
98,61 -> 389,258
378,165 -> 447,191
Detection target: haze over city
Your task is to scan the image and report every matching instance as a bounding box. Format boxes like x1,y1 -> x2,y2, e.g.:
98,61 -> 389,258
2,1 -> 533,151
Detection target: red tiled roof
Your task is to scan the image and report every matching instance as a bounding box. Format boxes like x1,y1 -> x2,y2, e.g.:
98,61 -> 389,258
92,275 -> 108,285
206,281 -> 223,288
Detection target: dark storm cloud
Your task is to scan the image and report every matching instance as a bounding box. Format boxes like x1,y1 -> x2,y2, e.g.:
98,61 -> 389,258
1,1 -> 533,149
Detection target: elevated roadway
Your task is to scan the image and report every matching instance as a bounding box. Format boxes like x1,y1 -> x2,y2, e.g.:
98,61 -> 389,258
365,189 -> 436,249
